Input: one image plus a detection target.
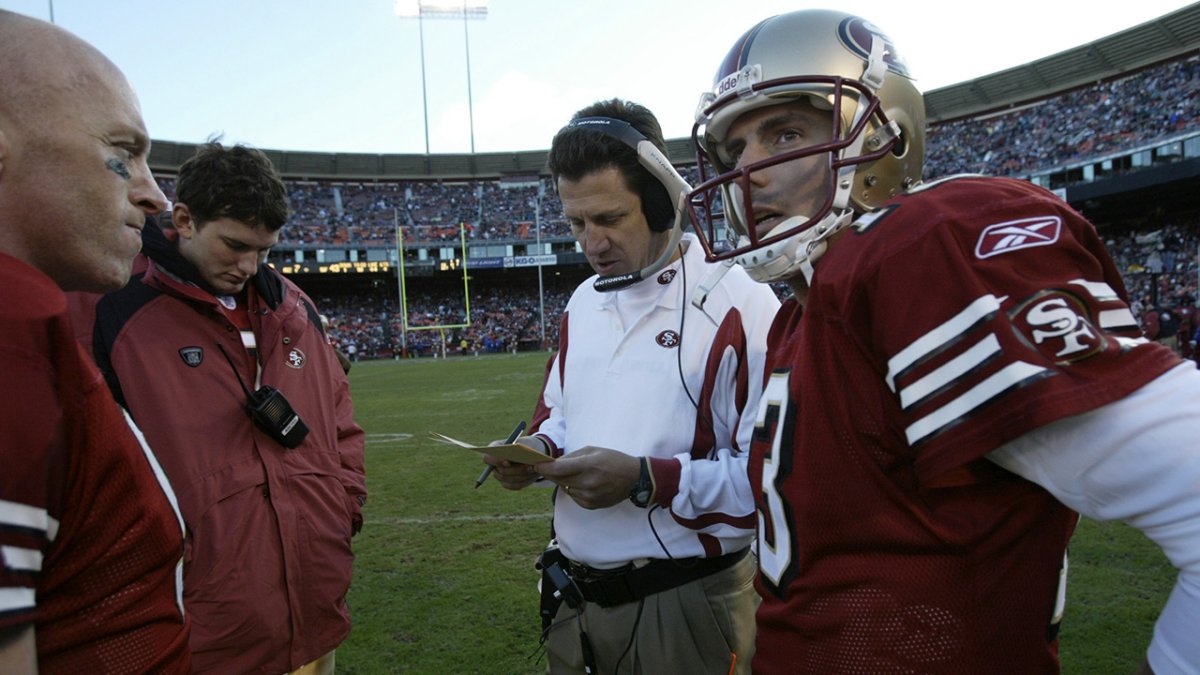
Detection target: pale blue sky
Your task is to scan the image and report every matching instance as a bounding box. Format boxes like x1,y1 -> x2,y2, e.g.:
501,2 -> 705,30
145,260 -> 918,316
1,0 -> 1194,154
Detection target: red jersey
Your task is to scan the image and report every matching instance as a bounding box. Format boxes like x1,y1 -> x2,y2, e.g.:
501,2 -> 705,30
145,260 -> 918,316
0,254 -> 190,673
749,177 -> 1181,674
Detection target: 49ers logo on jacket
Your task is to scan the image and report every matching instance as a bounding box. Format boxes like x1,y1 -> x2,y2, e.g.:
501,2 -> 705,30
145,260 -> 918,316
1010,290 -> 1106,364
657,269 -> 677,285
286,348 -> 307,369
656,330 -> 681,349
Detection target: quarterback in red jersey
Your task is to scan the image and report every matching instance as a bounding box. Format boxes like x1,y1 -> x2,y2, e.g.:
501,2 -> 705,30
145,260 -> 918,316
686,9 -> 1200,675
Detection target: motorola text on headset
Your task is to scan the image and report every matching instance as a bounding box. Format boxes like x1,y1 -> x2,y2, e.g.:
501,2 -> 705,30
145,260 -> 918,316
558,116 -> 692,293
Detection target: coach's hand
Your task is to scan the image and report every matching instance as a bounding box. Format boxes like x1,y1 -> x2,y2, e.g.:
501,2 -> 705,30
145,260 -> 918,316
538,446 -> 640,510
483,436 -> 546,490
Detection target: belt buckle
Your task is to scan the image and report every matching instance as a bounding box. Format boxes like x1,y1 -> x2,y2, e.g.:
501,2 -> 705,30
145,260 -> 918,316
566,560 -> 593,581
568,560 -> 631,581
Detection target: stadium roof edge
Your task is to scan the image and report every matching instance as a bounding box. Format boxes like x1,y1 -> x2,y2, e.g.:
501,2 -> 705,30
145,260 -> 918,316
148,3 -> 1200,179
922,2 -> 1200,123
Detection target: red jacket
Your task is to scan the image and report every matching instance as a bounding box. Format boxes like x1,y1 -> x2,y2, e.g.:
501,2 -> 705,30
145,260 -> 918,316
84,225 -> 366,674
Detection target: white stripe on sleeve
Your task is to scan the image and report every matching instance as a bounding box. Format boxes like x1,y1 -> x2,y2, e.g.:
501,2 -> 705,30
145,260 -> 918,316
0,499 -> 58,542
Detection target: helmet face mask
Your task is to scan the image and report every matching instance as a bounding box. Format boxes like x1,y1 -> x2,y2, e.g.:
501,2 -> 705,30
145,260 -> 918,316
686,10 -> 925,283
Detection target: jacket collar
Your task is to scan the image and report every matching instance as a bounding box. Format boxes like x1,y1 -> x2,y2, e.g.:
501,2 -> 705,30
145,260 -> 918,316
141,218 -> 285,309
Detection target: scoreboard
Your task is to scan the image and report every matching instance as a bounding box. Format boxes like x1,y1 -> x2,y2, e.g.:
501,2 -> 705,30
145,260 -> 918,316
278,261 -> 392,275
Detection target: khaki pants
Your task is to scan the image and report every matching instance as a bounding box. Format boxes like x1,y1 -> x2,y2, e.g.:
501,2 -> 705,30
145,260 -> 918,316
546,553 -> 758,675
289,650 -> 335,675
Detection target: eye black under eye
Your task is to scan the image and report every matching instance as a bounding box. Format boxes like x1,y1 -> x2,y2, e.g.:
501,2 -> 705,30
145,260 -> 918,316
105,158 -> 131,180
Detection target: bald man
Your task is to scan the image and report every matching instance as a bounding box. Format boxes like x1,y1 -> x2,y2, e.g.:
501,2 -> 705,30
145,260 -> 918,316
0,10 -> 191,673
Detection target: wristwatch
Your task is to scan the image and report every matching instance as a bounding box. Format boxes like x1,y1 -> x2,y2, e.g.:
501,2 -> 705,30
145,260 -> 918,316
629,457 -> 653,508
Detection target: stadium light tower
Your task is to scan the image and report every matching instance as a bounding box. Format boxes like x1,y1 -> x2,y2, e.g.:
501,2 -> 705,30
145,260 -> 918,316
394,0 -> 489,153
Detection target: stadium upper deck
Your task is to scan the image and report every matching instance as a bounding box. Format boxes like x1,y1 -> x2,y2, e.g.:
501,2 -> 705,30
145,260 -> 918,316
146,3 -> 1200,180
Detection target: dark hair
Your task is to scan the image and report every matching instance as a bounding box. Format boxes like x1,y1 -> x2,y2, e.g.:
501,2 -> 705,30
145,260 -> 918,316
547,98 -> 666,201
174,142 -> 289,232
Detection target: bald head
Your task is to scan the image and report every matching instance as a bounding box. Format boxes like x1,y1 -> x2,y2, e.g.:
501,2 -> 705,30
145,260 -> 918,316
0,10 -> 131,135
0,10 -> 166,292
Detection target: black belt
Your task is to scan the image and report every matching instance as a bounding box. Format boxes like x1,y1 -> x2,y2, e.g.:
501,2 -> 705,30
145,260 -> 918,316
567,547 -> 749,608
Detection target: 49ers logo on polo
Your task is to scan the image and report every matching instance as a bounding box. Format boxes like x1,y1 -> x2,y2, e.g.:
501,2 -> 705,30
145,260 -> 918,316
1011,291 -> 1105,364
656,330 -> 681,349
657,269 -> 677,285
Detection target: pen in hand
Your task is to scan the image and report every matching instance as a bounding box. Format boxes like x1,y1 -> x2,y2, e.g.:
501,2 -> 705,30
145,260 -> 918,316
474,420 -> 527,489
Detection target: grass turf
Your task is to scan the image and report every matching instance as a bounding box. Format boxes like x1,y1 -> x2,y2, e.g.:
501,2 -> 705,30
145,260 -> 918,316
337,353 -> 1174,674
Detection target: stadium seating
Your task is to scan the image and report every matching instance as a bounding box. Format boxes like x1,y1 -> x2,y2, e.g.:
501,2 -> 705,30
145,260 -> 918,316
152,52 -> 1200,360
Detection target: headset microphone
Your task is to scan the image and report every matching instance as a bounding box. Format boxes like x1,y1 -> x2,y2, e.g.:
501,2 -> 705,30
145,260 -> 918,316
592,221 -> 685,292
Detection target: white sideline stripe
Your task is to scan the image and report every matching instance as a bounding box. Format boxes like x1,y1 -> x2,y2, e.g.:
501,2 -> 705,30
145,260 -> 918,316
1,545 -> 41,572
887,295 -> 1001,392
365,434 -> 415,445
899,334 -> 1001,409
906,361 -> 1047,445
371,513 -> 549,526
0,499 -> 58,541
0,587 -> 35,613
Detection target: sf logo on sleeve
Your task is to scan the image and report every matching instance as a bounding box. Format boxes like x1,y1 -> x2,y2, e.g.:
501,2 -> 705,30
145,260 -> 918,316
1011,291 -> 1105,364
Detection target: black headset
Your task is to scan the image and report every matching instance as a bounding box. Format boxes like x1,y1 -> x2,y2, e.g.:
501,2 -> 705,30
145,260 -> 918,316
563,117 -> 680,232
560,116 -> 691,291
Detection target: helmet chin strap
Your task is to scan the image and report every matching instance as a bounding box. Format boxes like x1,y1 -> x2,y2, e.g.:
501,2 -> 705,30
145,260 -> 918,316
733,210 -> 853,284
691,259 -> 735,310
796,210 -> 853,285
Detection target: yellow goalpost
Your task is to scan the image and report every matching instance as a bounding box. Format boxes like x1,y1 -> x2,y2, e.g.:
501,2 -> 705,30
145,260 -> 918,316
396,218 -> 472,359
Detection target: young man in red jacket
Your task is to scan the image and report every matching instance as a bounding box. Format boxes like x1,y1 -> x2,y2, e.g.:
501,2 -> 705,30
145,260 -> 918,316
86,142 -> 366,674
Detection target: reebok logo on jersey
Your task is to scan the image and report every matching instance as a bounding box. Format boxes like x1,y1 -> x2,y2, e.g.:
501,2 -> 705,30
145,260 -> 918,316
975,216 -> 1062,259
656,330 -> 681,349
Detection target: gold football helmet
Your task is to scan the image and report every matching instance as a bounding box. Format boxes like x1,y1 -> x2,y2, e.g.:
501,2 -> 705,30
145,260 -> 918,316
688,9 -> 925,283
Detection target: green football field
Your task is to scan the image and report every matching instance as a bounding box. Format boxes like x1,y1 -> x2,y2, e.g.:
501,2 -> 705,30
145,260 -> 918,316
337,353 -> 1175,674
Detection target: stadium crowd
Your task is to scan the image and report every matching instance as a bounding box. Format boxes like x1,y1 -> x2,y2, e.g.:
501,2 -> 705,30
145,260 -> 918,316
151,52 -> 1200,363
314,211 -> 1200,362
312,281 -> 576,360
925,55 -> 1200,177
153,55 -> 1199,249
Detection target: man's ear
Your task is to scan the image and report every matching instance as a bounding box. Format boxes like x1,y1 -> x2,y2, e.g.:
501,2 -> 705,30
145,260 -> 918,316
172,202 -> 193,238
